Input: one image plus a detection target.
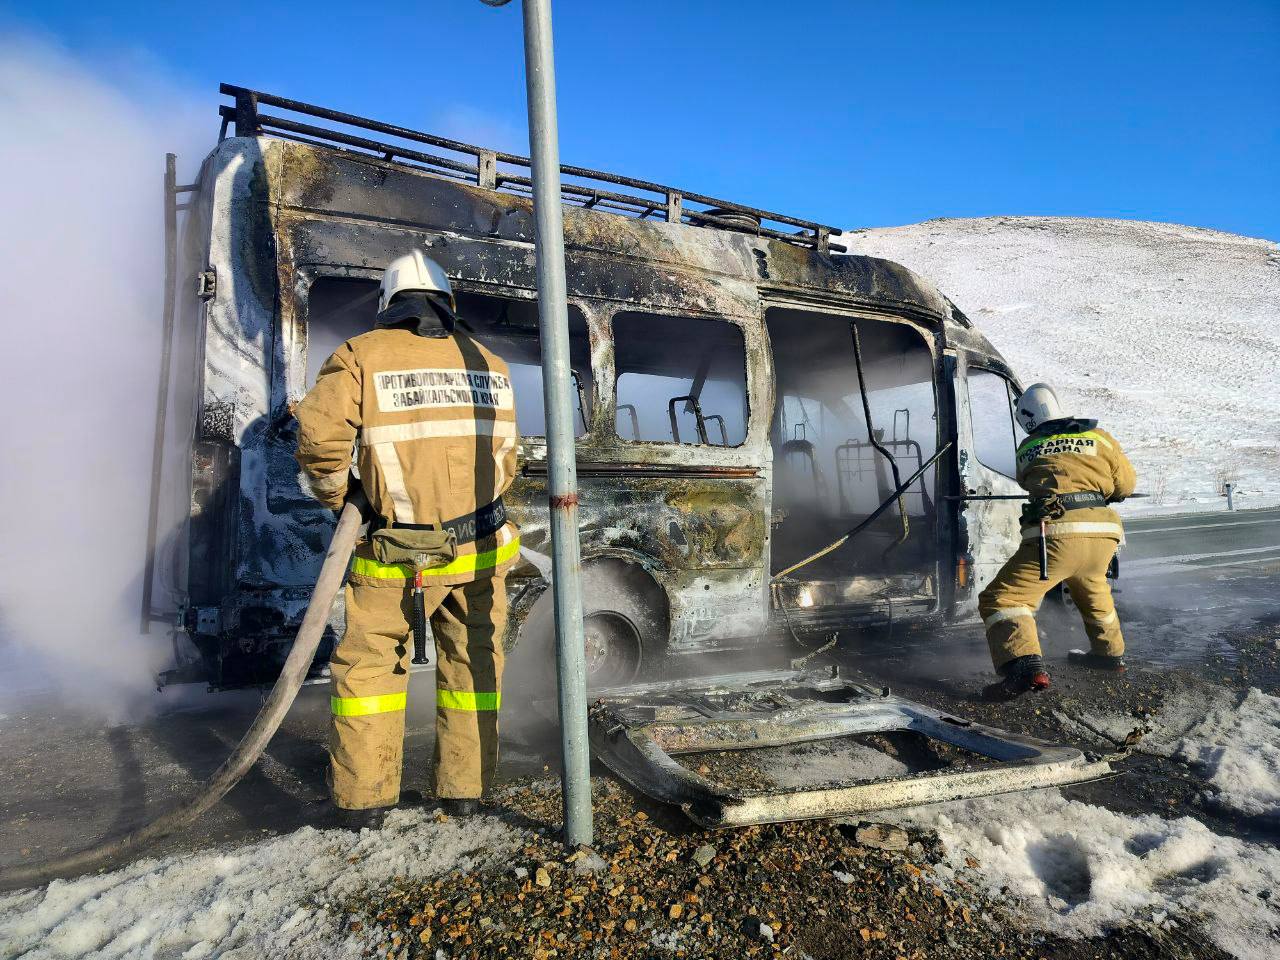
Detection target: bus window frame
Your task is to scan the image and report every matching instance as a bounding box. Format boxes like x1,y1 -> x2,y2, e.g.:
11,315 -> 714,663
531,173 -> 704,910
967,366 -> 1026,481
292,271 -> 607,448
608,308 -> 755,451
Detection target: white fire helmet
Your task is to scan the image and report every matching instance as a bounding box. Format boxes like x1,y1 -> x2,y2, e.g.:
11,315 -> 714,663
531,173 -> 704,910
377,250 -> 456,314
1014,383 -> 1065,432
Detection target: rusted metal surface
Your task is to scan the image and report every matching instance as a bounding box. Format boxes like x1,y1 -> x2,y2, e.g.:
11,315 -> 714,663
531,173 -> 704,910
176,93 -> 1022,685
587,668 -> 1114,828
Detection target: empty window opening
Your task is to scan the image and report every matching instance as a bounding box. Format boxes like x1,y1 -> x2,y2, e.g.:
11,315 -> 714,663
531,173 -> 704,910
305,277 -> 381,387
766,309 -> 938,581
613,312 -> 748,446
968,368 -> 1026,479
455,292 -> 592,438
304,277 -> 593,438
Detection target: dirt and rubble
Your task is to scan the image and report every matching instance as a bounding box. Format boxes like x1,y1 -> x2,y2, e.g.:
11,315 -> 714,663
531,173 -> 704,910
844,614 -> 1280,845
337,615 -> 1280,960
4,597 -> 1275,957
342,778 -> 1230,960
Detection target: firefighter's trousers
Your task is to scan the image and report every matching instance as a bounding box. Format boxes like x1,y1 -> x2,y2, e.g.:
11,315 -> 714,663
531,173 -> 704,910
979,537 -> 1123,672
328,574 -> 507,809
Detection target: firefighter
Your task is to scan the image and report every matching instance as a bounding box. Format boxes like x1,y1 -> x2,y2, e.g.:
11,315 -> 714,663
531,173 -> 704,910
294,251 -> 520,827
978,383 -> 1137,701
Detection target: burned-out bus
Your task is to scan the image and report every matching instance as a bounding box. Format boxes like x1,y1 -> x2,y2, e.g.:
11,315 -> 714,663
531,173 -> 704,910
148,86 -> 1032,689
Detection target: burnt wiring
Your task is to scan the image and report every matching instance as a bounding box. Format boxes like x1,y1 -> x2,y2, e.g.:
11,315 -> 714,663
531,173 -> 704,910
773,581 -> 837,660
769,443 -> 953,660
772,443 -> 951,582
851,322 -> 910,560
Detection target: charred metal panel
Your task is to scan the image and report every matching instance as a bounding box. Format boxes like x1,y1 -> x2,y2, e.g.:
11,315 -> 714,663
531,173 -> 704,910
589,669 -> 1114,828
505,469 -> 771,651
274,142 -> 755,288
759,240 -> 951,322
943,323 -> 1021,379
195,138 -> 282,602
183,132 -> 1007,683
272,141 -> 961,330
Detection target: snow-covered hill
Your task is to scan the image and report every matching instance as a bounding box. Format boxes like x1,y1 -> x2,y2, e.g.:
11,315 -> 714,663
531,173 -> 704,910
843,217 -> 1280,510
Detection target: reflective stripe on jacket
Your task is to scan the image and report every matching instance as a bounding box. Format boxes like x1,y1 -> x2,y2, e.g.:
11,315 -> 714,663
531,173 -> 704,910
1015,419 -> 1137,541
294,326 -> 521,585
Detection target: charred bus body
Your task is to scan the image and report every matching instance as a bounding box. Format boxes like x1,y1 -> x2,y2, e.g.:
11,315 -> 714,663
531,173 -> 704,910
155,88 -> 1029,689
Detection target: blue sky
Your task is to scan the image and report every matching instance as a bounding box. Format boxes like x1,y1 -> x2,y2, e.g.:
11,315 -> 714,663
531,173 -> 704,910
5,0 -> 1278,238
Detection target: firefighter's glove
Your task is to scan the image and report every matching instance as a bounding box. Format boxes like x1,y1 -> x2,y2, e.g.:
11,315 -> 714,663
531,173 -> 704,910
1021,495 -> 1065,526
335,477 -> 371,519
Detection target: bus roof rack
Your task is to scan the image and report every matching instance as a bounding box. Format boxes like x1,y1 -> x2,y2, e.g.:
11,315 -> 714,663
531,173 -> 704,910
219,84 -> 845,253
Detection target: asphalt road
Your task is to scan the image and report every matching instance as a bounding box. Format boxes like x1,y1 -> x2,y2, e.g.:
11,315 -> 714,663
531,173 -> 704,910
2,506 -> 1276,888
1121,505 -> 1280,578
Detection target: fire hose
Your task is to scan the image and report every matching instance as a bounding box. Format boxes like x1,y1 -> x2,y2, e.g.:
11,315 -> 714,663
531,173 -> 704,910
772,442 -> 952,582
772,443 -> 952,657
2,494 -> 367,889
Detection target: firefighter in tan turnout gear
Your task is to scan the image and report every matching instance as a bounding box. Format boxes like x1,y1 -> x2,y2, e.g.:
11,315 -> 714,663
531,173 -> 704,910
979,383 -> 1137,701
294,251 -> 519,826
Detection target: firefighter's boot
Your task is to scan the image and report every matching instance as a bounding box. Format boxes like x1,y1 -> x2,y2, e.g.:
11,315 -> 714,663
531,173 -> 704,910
335,805 -> 391,832
1068,650 -> 1127,671
438,798 -> 481,817
982,654 -> 1051,702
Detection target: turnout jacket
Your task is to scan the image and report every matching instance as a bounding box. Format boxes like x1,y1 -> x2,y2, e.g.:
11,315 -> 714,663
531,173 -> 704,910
294,326 -> 520,585
1014,418 -> 1137,542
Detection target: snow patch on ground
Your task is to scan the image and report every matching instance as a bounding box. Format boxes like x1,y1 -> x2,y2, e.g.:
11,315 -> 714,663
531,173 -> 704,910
844,217 -> 1280,508
1063,684 -> 1280,822
0,809 -> 531,960
1165,688 -> 1280,822
895,790 -> 1280,959
922,685 -> 1280,957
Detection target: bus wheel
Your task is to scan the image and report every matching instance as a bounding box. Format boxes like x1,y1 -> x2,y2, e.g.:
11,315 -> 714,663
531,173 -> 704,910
577,560 -> 667,689
509,560 -> 667,694
583,610 -> 644,688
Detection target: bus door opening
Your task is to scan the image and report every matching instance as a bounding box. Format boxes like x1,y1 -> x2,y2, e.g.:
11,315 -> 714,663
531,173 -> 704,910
765,308 -> 940,599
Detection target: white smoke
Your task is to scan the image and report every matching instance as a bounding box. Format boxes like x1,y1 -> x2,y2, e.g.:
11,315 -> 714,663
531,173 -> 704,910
0,35 -> 210,717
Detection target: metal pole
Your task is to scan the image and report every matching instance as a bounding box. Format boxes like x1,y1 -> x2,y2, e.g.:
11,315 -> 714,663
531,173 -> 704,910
1225,482 -> 1235,511
519,0 -> 593,847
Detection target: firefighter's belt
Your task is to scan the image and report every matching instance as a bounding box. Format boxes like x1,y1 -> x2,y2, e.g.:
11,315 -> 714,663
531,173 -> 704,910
371,497 -> 508,546
1055,491 -> 1108,510
1021,491 -> 1107,525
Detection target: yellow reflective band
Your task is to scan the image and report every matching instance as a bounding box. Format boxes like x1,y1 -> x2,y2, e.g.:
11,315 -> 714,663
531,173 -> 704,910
1017,431 -> 1112,457
330,692 -> 407,717
351,535 -> 521,580
437,689 -> 501,711
983,606 -> 1035,628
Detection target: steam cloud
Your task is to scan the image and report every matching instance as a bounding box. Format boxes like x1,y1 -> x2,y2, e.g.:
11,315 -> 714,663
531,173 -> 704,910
0,35 -> 209,718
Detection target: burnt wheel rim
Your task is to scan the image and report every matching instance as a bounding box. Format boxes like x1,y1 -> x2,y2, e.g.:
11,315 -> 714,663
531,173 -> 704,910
582,611 -> 643,687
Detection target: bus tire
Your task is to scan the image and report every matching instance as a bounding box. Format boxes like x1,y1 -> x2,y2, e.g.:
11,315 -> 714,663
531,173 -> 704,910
511,558 -> 668,694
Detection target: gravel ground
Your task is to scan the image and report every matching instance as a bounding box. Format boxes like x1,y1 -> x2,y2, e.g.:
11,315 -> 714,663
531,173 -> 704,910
337,616 -> 1280,959
344,778 -> 1230,960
